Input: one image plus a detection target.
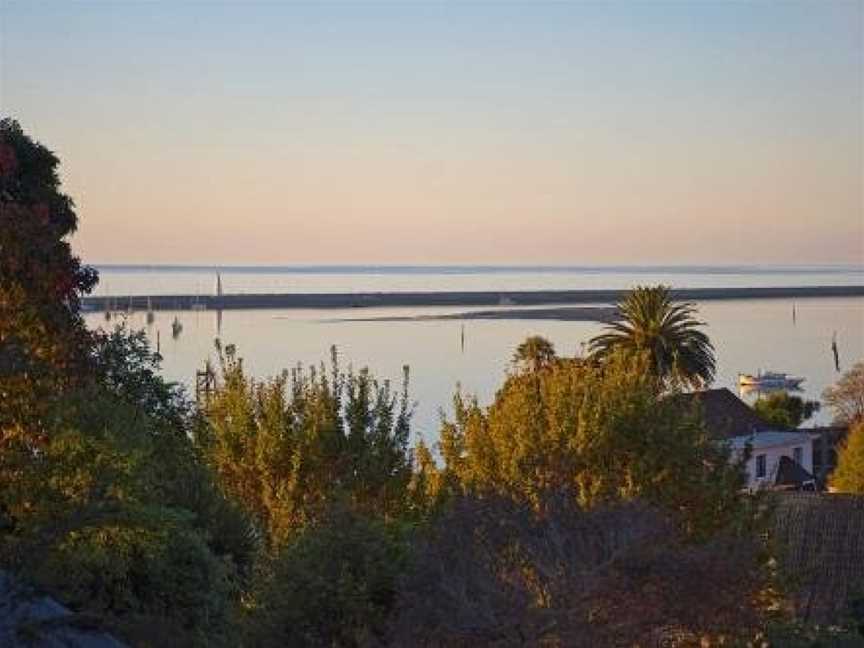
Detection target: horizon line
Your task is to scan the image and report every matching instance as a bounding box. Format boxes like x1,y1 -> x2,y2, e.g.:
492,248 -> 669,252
91,262 -> 864,274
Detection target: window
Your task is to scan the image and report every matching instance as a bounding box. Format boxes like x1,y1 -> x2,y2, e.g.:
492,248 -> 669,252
756,454 -> 767,479
793,447 -> 803,465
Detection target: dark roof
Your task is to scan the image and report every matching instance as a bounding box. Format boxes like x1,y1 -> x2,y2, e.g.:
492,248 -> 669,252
774,455 -> 816,488
674,388 -> 783,440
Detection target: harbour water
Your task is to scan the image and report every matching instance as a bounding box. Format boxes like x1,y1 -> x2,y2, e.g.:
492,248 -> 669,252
84,268 -> 864,441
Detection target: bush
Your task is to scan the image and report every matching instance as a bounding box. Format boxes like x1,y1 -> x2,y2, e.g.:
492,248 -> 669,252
388,494 -> 764,647
243,509 -> 411,647
203,344 -> 414,547
27,507 -> 236,644
0,327 -> 252,645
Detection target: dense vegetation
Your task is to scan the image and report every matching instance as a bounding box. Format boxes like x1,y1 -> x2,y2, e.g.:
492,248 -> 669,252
831,422 -> 864,494
753,391 -> 820,429
3,119 -> 864,646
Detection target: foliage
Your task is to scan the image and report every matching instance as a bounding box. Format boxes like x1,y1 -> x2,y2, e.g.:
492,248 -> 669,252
0,326 -> 253,645
244,508 -> 411,648
437,346 -> 744,536
830,423 -> 864,494
753,391 -> 820,428
202,344 -> 414,547
406,439 -> 450,520
90,323 -> 191,431
0,118 -> 97,437
512,335 -> 557,372
824,361 -> 864,426
26,506 -> 236,645
588,285 -> 715,389
389,494 -> 765,647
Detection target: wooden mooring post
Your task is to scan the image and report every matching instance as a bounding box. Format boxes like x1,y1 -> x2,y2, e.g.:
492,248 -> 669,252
195,363 -> 216,408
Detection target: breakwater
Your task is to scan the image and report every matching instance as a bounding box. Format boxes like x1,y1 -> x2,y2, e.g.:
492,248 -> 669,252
82,285 -> 864,312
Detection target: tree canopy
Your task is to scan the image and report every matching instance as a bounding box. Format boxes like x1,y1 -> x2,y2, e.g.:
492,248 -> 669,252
0,118 -> 97,437
829,422 -> 864,494
823,360 -> 864,426
202,344 -> 414,547
437,345 -> 743,536
752,392 -> 819,429
588,285 -> 715,389
512,335 -> 557,372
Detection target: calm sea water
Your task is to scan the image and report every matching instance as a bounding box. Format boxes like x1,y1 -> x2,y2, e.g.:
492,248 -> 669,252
84,292 -> 864,440
92,264 -> 864,296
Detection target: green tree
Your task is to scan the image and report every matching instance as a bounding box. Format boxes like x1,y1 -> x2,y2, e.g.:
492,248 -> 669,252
0,121 -> 248,645
202,344 -> 414,547
437,348 -> 743,536
0,327 -> 251,644
752,392 -> 820,428
512,335 -> 557,372
588,285 -> 715,389
243,508 -> 410,648
823,360 -> 864,426
829,422 -> 864,493
0,118 -> 97,438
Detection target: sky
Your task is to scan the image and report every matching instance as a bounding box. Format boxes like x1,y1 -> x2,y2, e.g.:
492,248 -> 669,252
1,0 -> 862,265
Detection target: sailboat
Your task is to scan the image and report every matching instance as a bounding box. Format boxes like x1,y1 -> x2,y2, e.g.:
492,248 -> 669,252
146,297 -> 155,324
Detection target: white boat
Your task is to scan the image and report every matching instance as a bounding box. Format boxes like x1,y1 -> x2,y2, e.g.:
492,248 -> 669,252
737,371 -> 804,388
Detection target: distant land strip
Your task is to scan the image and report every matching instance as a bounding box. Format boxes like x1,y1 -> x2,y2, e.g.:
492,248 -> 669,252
322,306 -> 620,323
82,285 -> 864,312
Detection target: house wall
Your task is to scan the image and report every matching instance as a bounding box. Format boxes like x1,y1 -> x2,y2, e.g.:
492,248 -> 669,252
742,442 -> 813,490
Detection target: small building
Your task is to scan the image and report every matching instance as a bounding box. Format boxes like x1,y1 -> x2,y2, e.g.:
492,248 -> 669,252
677,388 -> 817,491
727,430 -> 816,491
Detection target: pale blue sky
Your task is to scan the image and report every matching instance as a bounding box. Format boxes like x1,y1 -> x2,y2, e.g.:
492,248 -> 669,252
1,1 -> 861,264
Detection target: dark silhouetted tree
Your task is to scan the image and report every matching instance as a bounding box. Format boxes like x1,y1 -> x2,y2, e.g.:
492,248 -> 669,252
0,118 -> 97,437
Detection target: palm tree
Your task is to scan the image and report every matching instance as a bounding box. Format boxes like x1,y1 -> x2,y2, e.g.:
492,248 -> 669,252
513,335 -> 557,372
588,285 -> 715,389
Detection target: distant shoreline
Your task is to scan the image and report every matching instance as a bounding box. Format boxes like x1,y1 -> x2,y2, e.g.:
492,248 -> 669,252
324,306 -> 620,323
82,285 -> 864,313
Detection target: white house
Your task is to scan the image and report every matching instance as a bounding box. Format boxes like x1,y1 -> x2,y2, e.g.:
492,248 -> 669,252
728,429 -> 817,491
677,388 -> 818,491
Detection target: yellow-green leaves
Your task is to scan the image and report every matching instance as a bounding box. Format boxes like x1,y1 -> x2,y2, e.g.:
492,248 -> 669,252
830,422 -> 864,493
438,346 -> 743,536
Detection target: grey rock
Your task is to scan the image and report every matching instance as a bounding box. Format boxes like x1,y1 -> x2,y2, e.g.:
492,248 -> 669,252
0,571 -> 126,648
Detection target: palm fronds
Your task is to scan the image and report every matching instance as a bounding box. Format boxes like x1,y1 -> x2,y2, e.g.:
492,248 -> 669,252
589,285 -> 715,389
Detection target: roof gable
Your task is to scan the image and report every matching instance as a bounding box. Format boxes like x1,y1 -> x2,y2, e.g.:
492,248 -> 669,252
775,455 -> 816,487
674,388 -> 785,440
